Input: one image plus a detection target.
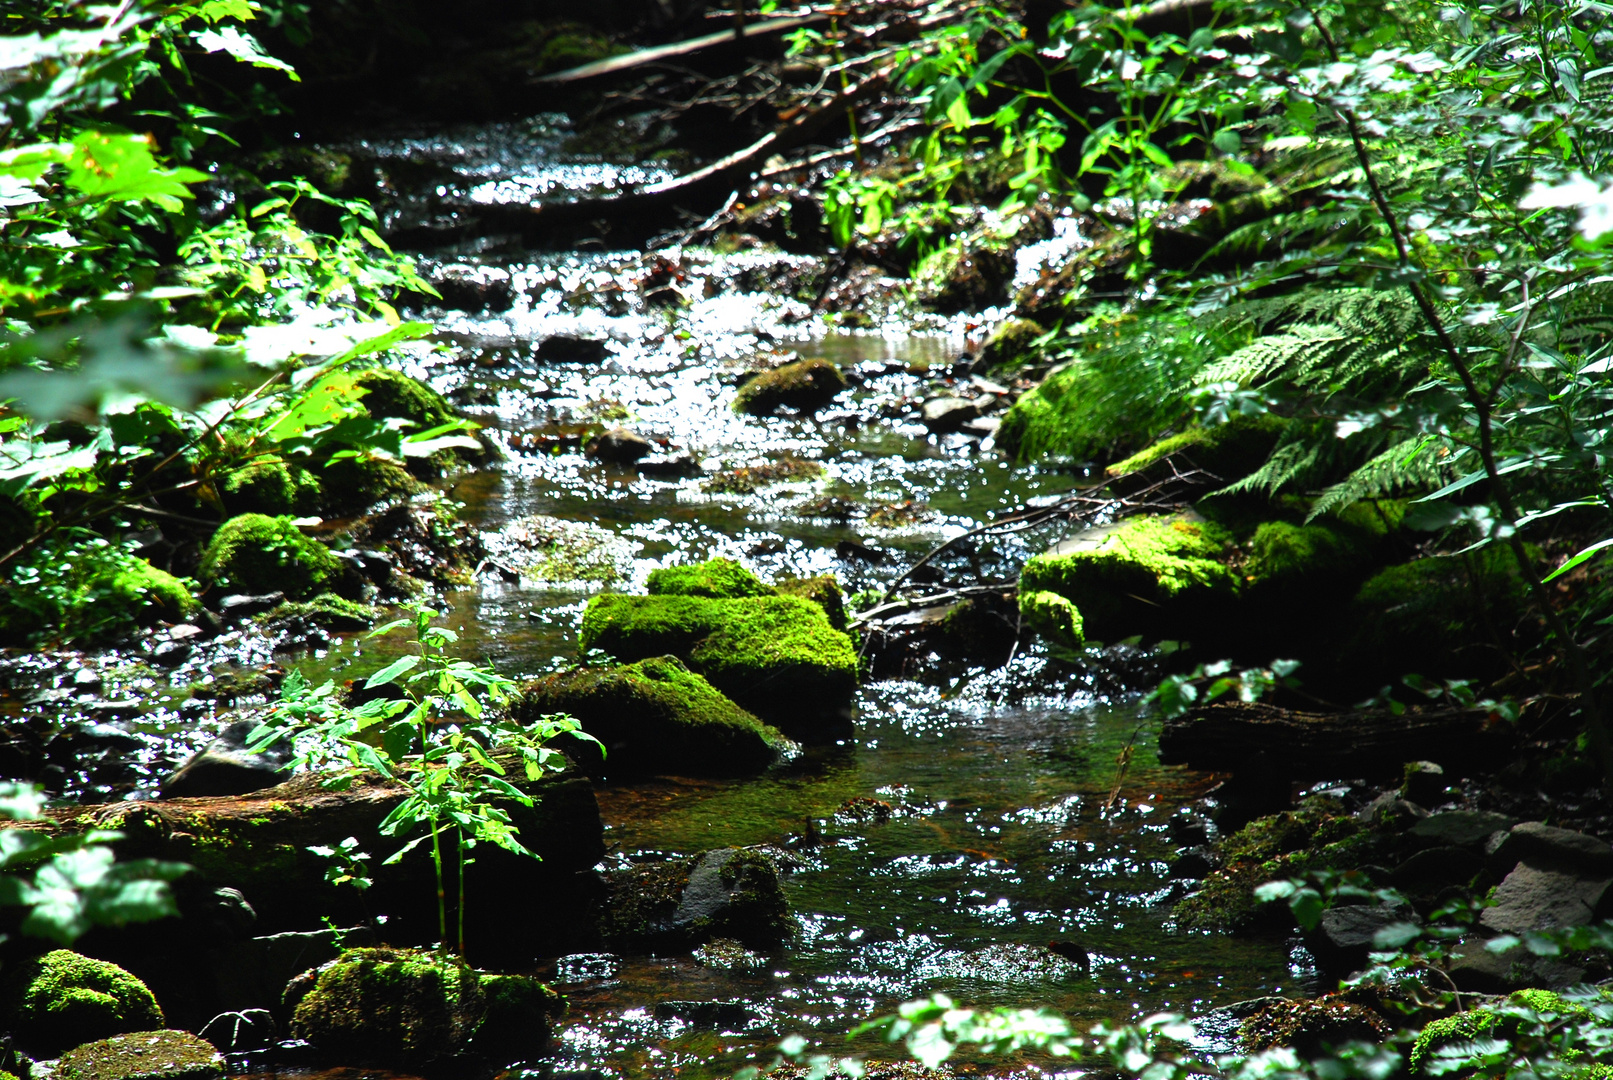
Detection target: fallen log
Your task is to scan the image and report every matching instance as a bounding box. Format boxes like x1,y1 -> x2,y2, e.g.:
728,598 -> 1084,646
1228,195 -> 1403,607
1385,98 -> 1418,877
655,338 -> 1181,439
1157,700 -> 1514,779
535,13 -> 832,85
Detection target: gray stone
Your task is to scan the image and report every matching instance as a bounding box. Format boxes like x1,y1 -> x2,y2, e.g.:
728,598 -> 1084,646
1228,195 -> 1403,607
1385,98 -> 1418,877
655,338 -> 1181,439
960,416 -> 1001,437
1479,858 -> 1612,934
1400,760 -> 1447,806
921,397 -> 982,433
162,720 -> 291,799
1356,791 -> 1430,827
1389,845 -> 1483,893
211,927 -> 373,1013
218,592 -> 285,620
1447,937 -> 1587,992
585,428 -> 653,463
1308,904 -> 1418,972
1406,810 -> 1517,852
199,1010 -> 275,1053
1498,822 -> 1613,874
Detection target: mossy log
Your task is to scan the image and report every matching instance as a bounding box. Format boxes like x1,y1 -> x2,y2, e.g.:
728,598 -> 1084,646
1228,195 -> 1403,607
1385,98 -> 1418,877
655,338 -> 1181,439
9,770 -> 604,948
1158,700 -> 1512,779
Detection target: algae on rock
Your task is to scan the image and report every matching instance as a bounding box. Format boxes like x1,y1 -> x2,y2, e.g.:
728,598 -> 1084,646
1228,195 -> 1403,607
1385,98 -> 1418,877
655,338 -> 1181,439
517,656 -> 798,777
0,950 -> 164,1057
1105,414 -> 1288,483
578,593 -> 858,732
54,1030 -> 221,1080
733,359 -> 848,416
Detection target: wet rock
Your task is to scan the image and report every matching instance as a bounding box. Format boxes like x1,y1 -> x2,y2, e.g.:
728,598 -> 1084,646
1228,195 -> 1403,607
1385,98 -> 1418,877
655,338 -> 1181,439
260,593 -> 379,633
701,456 -> 824,494
1400,760 -> 1448,807
288,947 -> 562,1069
211,927 -> 372,1014
922,943 -> 1089,985
217,593 -> 285,621
693,939 -> 768,972
1478,858 -> 1612,934
1405,810 -> 1517,853
578,593 -> 858,734
1445,939 -> 1588,992
1170,846 -> 1219,880
1193,997 -> 1289,1054
516,655 -> 798,778
202,887 -> 258,941
978,317 -> 1044,371
163,721 -> 291,799
601,847 -> 790,951
1306,903 -> 1418,973
585,427 -> 653,463
1239,998 -> 1393,1055
1388,846 -> 1483,896
1489,821 -> 1613,875
0,950 -> 164,1058
481,514 -> 635,587
51,1030 -> 222,1080
636,453 -> 704,478
1355,792 -> 1429,828
920,396 -> 981,434
960,415 -> 1001,438
553,953 -> 621,984
733,358 -> 848,415
150,640 -> 192,667
198,1010 -> 275,1053
537,335 -> 611,364
431,264 -> 515,313
913,242 -> 1015,313
652,1000 -> 753,1028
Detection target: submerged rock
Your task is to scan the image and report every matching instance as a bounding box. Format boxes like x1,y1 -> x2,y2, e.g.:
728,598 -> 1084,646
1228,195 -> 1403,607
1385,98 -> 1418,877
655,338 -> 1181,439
733,358 -> 848,415
481,514 -> 635,587
701,456 -> 824,495
0,950 -> 164,1058
578,593 -> 857,733
921,943 -> 1089,985
584,427 -> 653,463
162,719 -> 291,799
601,847 -> 791,951
52,1030 -> 221,1080
287,947 -> 562,1069
516,656 -> 798,777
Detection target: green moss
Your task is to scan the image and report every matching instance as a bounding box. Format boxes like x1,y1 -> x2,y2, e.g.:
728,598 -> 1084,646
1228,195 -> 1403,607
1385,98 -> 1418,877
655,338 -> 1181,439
1106,415 -> 1289,483
1409,990 -> 1604,1073
56,1030 -> 221,1080
1243,519 -> 1374,586
1241,999 -> 1393,1054
318,455 -> 426,515
648,558 -> 773,599
578,594 -> 858,731
197,514 -> 345,600
517,655 -> 797,777
219,457 -> 323,517
1,950 -> 164,1057
106,560 -> 197,622
1019,590 -> 1085,649
354,369 -> 457,432
775,575 -> 848,631
733,359 -> 848,415
911,238 -> 1014,313
261,592 -> 379,631
1018,514 -> 1238,643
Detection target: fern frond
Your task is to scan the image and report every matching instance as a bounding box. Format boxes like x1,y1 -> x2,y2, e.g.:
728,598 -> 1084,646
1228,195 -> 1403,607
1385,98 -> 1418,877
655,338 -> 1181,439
1308,437 -> 1452,519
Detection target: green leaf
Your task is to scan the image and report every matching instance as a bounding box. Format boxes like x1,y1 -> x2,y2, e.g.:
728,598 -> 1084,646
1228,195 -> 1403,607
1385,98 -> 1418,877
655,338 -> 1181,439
364,654 -> 421,689
65,131 -> 207,212
192,26 -> 300,79
1543,537 -> 1613,583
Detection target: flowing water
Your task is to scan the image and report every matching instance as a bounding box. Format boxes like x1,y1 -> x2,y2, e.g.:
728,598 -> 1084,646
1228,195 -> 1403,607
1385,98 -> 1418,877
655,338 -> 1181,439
63,113 -> 1306,1076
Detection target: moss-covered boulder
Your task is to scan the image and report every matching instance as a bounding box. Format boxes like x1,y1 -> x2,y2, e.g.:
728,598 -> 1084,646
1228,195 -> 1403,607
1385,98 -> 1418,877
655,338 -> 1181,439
733,359 -> 848,416
775,575 -> 848,631
0,950 -> 164,1057
218,457 -> 323,517
1019,589 -> 1086,649
260,592 -> 379,632
516,656 -> 798,777
1018,514 -> 1238,644
287,947 -> 562,1068
1240,998 -> 1393,1055
578,593 -> 857,733
978,317 -> 1045,372
355,369 -> 457,433
197,514 -> 349,600
1105,415 -> 1289,484
600,847 -> 791,951
319,455 -> 426,515
54,1030 -> 221,1080
0,545 -> 196,647
647,558 -> 773,599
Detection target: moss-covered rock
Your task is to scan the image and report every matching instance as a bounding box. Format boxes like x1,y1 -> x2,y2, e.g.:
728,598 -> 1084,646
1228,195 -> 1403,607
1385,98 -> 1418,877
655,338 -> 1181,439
1018,514 -> 1238,644
517,656 -> 798,777
287,946 -> 562,1068
0,542 -> 197,647
1409,989 -> 1605,1073
319,454 -> 426,515
978,317 -> 1045,372
55,1030 -> 221,1080
1241,998 -> 1393,1055
578,594 -> 857,733
733,359 -> 848,416
355,369 -> 458,433
601,847 -> 791,951
482,514 -> 634,588
648,558 -> 773,600
0,950 -> 164,1057
775,575 -> 848,632
701,457 -> 824,494
260,592 -> 379,631
198,514 -> 348,600
1105,415 -> 1289,483
912,239 -> 1015,313
1018,589 -> 1085,649
218,457 -> 324,517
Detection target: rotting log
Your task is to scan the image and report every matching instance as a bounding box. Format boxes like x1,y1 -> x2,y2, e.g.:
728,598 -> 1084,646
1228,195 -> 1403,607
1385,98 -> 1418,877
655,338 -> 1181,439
10,768 -> 605,944
1157,700 -> 1513,779
534,14 -> 832,85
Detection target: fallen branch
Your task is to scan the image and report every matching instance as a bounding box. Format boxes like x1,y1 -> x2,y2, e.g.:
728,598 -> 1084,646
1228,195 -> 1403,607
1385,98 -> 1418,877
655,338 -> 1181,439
535,13 -> 832,85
